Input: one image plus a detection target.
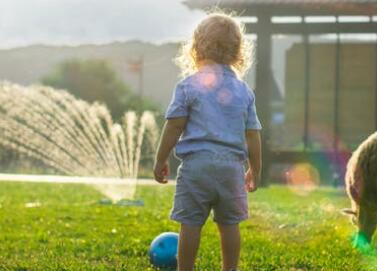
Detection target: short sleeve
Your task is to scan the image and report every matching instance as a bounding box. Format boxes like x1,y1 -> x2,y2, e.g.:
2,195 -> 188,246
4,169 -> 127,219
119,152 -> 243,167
245,87 -> 262,130
165,82 -> 190,119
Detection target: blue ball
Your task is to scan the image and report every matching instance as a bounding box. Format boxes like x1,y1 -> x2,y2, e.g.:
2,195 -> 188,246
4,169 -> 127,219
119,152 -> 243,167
149,232 -> 179,268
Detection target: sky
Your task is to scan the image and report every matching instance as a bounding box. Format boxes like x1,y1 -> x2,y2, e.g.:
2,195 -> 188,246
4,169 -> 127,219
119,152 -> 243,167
0,0 -> 206,49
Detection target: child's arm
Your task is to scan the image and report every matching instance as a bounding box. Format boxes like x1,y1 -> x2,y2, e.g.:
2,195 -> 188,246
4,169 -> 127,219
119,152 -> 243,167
153,117 -> 187,183
245,129 -> 262,192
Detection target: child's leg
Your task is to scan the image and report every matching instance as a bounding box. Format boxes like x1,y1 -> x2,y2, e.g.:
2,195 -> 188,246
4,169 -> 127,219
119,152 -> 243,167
178,224 -> 202,271
217,223 -> 241,271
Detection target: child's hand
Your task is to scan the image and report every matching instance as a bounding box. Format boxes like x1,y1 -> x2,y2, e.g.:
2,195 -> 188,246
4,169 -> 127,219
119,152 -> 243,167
153,161 -> 170,184
245,168 -> 259,192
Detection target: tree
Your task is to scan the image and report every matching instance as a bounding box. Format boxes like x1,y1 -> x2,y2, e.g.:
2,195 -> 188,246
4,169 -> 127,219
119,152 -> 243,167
41,59 -> 161,120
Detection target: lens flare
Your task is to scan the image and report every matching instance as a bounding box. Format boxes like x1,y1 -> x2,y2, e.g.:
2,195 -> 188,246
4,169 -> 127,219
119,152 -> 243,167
286,163 -> 320,195
193,65 -> 224,92
202,72 -> 217,88
352,232 -> 371,251
216,88 -> 233,105
304,128 -> 351,186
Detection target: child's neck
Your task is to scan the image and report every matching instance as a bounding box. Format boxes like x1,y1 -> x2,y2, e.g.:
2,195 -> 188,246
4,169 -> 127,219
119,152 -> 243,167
197,59 -> 220,68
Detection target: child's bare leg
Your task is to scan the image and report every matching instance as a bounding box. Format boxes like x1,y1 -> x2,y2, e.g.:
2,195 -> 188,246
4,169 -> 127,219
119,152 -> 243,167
217,223 -> 240,271
178,224 -> 202,271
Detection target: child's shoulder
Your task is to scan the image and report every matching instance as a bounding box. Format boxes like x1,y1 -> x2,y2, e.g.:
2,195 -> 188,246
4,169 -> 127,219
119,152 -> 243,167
173,74 -> 201,95
177,74 -> 197,86
173,75 -> 194,92
235,79 -> 255,96
236,80 -> 256,104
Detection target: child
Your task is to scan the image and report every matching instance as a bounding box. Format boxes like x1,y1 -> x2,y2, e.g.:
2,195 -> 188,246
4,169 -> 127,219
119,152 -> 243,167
153,12 -> 262,271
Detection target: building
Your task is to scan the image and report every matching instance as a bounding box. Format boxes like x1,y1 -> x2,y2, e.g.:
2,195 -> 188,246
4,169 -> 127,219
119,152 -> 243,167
185,0 -> 377,183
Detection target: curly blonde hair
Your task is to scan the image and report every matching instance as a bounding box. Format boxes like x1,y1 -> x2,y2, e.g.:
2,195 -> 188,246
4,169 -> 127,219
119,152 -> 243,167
175,12 -> 253,78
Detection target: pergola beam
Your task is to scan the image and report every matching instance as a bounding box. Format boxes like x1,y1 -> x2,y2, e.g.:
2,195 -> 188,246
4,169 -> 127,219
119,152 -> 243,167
246,21 -> 377,34
230,8 -> 377,17
184,1 -> 377,16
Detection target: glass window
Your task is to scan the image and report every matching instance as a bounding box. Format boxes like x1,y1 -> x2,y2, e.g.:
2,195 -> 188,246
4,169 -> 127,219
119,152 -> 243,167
307,34 -> 337,151
338,34 -> 377,150
270,35 -> 305,151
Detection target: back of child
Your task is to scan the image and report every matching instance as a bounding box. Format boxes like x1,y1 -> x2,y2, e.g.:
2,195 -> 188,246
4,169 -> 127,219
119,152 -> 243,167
154,12 -> 262,271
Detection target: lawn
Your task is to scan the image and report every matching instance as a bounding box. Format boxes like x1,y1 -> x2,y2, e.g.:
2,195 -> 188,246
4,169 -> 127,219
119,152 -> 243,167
0,181 -> 372,270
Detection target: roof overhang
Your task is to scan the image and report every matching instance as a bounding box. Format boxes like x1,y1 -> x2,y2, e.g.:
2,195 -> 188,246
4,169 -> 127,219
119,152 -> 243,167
184,0 -> 377,16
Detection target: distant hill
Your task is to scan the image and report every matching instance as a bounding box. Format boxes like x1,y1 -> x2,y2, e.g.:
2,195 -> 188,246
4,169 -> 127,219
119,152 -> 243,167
0,40 -> 259,109
0,41 -> 182,108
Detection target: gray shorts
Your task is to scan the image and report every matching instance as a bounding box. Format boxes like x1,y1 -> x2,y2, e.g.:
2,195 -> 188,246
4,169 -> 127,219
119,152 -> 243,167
170,151 -> 248,226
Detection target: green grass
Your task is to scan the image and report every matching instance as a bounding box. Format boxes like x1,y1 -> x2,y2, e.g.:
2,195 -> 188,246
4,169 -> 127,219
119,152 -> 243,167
0,181 -> 371,270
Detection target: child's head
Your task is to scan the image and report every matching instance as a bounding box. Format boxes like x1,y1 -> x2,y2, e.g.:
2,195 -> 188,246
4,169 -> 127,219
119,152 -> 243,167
176,12 -> 253,78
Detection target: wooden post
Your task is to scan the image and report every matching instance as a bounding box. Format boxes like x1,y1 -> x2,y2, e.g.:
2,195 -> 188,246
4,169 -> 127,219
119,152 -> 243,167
139,55 -> 144,98
255,15 -> 272,185
375,32 -> 377,130
334,30 -> 341,152
303,34 -> 311,151
126,55 -> 144,98
332,24 -> 342,179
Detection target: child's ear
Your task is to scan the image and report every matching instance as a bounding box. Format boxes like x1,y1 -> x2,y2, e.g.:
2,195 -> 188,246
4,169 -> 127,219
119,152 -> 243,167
342,208 -> 357,216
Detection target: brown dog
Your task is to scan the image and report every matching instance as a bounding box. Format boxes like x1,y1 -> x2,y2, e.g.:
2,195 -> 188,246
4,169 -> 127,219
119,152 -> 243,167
343,131 -> 377,243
